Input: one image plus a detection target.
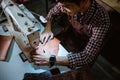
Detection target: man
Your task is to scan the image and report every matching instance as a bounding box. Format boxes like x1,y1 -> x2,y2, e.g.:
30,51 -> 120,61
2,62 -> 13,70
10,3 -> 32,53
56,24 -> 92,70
31,0 -> 110,74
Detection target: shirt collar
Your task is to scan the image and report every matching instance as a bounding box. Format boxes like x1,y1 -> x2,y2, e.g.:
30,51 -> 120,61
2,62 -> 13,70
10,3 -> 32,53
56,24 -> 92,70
78,0 -> 97,24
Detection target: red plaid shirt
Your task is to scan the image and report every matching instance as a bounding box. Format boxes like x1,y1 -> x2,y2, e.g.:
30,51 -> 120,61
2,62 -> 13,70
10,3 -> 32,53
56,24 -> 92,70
46,0 -> 110,69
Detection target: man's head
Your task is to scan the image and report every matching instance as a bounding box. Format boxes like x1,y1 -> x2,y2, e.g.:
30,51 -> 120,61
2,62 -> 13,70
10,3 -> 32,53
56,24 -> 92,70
53,0 -> 91,16
56,0 -> 83,6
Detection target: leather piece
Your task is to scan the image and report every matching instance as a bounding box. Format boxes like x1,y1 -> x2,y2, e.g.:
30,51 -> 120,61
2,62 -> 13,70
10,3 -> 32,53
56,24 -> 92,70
0,35 -> 13,61
36,38 -> 60,56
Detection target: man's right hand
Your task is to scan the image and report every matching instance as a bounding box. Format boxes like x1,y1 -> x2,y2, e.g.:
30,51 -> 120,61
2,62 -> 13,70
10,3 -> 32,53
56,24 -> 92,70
40,29 -> 54,45
40,20 -> 54,44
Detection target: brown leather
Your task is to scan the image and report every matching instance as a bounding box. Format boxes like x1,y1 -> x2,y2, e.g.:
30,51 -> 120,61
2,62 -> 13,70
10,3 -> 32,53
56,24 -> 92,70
34,38 -> 60,56
0,35 -> 14,61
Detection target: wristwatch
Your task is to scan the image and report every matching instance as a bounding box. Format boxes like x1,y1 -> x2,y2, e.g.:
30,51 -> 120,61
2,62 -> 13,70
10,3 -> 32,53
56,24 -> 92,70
49,55 -> 56,68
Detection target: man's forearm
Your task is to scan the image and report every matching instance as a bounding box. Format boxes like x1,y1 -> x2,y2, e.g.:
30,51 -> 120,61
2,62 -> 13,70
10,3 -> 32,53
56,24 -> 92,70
55,56 -> 69,66
45,19 -> 52,30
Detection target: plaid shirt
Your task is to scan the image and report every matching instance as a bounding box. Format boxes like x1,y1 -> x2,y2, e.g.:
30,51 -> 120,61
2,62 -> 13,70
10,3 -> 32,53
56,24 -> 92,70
46,0 -> 110,69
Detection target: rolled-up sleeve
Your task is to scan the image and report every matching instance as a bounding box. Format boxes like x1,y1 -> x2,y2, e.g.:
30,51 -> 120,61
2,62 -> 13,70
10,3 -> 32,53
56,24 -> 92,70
46,3 -> 62,20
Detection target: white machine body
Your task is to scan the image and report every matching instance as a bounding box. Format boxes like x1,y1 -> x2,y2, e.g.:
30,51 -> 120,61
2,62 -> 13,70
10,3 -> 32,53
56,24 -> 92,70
1,0 -> 41,61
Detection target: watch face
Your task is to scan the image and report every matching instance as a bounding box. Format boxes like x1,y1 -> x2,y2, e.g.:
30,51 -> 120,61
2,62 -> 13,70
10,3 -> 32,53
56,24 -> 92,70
49,55 -> 56,67
50,55 -> 56,62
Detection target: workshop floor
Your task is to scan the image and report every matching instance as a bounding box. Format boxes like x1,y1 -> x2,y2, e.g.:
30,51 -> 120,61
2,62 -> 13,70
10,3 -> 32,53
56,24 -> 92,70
23,0 -> 120,80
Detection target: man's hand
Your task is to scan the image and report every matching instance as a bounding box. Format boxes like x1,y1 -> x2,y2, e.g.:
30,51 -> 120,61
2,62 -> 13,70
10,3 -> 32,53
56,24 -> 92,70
30,37 -> 60,66
31,48 -> 51,66
40,29 -> 54,45
40,19 -> 54,44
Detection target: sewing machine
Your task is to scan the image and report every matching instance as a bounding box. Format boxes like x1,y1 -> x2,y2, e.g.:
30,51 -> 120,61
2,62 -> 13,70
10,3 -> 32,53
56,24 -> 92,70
0,1 -> 71,79
1,0 -> 41,62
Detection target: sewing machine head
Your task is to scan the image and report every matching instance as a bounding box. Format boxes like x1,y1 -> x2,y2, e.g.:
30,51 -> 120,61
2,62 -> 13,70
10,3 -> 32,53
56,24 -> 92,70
1,0 -> 40,49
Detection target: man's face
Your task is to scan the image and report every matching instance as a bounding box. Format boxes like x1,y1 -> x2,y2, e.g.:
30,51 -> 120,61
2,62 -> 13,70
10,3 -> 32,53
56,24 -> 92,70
60,2 -> 80,16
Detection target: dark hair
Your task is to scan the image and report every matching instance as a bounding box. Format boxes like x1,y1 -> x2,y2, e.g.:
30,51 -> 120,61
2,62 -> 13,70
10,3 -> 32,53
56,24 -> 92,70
49,0 -> 83,5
